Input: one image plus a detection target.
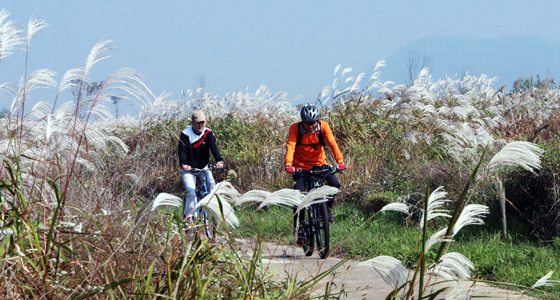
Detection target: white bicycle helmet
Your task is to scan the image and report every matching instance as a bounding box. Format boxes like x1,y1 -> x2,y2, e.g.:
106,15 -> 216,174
300,104 -> 320,123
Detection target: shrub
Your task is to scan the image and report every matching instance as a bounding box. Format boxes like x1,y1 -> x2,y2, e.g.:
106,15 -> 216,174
503,167 -> 560,240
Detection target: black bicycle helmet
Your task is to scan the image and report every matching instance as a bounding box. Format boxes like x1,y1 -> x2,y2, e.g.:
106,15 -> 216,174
300,104 -> 320,123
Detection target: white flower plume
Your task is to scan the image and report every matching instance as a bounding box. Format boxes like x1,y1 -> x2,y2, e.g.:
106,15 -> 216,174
295,186 -> 340,214
151,193 -> 182,210
257,189 -> 304,209
421,186 -> 450,229
0,9 -> 25,60
380,202 -> 409,214
432,252 -> 474,281
236,190 -> 272,206
425,227 -> 453,252
207,181 -> 240,204
487,141 -> 543,173
453,204 -> 489,235
532,271 -> 559,288
197,182 -> 239,228
425,204 -> 488,252
359,256 -> 408,288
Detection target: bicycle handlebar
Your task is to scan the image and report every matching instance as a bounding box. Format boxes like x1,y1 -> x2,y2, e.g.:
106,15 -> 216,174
293,165 -> 342,176
189,164 -> 220,173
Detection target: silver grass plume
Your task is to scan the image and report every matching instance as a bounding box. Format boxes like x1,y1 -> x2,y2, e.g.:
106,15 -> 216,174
341,67 -> 352,78
359,256 -> 408,288
421,186 -> 450,229
196,183 -> 239,228
236,190 -> 272,206
70,40 -> 114,118
331,78 -> 339,92
28,101 -> 128,155
425,228 -> 453,252
84,39 -> 114,76
57,68 -> 84,98
257,189 -> 305,209
26,16 -> 48,46
0,9 -> 25,60
452,204 -> 489,235
205,181 -> 240,205
487,141 -> 543,243
151,193 -> 182,210
369,59 -> 386,82
532,271 -> 559,288
380,202 -> 409,214
295,186 -> 340,214
431,252 -> 474,281
351,72 -> 365,92
105,67 -> 153,108
486,141 -> 543,172
334,64 -> 342,76
425,204 -> 488,252
12,69 -> 58,113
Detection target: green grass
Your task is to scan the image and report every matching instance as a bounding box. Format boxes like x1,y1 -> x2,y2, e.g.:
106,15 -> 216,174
235,205 -> 295,244
452,227 -> 560,299
234,203 -> 560,299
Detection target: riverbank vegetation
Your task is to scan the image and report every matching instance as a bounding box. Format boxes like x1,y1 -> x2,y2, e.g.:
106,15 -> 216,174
2,9 -> 560,299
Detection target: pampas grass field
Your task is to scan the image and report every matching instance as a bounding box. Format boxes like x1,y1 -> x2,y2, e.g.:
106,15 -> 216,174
2,9 -> 560,299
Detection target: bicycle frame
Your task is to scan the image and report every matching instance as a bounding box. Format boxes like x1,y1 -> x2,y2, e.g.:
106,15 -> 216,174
186,164 -> 218,239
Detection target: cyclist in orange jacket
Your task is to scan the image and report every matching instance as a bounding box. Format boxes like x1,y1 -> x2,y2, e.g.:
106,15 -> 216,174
285,104 -> 346,224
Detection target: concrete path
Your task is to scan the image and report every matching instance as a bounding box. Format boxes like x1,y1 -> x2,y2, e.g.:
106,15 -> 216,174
237,238 -> 538,300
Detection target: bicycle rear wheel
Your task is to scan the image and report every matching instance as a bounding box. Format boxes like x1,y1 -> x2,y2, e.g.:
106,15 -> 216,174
314,203 -> 330,259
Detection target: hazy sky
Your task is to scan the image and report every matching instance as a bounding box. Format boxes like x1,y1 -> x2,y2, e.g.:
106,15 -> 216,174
2,1 -> 560,113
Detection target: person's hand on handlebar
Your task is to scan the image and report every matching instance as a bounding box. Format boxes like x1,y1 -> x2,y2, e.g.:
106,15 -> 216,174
337,163 -> 346,171
182,165 -> 192,172
285,166 -> 295,174
216,161 -> 225,169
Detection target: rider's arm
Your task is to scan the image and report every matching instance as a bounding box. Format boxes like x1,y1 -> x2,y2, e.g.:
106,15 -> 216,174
285,123 -> 299,168
321,121 -> 344,165
178,132 -> 192,170
207,131 -> 224,167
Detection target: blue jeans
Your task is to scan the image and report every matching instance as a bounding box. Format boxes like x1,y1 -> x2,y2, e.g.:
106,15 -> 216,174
181,169 -> 216,219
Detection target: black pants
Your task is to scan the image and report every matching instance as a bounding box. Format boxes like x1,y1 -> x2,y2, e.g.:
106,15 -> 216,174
292,169 -> 340,230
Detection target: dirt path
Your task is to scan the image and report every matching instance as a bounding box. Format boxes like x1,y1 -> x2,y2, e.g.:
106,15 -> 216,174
236,238 -> 538,300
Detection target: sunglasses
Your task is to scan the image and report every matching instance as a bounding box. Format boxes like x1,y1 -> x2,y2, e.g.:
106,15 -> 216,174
304,121 -> 317,126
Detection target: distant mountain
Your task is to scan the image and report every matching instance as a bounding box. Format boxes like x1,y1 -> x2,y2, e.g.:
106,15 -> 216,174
376,36 -> 560,90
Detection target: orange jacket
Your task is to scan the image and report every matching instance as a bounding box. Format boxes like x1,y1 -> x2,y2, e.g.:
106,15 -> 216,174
285,120 -> 344,170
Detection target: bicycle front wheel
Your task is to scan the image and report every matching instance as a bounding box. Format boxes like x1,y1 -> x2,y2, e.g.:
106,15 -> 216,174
201,209 -> 217,240
314,203 -> 330,259
303,207 -> 315,256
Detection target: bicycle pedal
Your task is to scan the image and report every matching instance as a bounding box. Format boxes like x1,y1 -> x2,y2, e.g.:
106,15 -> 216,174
327,212 -> 335,222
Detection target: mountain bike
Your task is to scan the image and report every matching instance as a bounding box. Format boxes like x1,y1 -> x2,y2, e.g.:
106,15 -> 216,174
186,164 -> 219,240
294,165 -> 341,259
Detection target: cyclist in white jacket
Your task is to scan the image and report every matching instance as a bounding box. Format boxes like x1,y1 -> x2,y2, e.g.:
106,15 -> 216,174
177,110 -> 224,223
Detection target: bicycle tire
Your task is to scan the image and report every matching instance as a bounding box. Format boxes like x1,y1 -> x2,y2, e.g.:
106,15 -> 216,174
303,207 -> 315,256
315,202 -> 330,259
202,209 -> 217,240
